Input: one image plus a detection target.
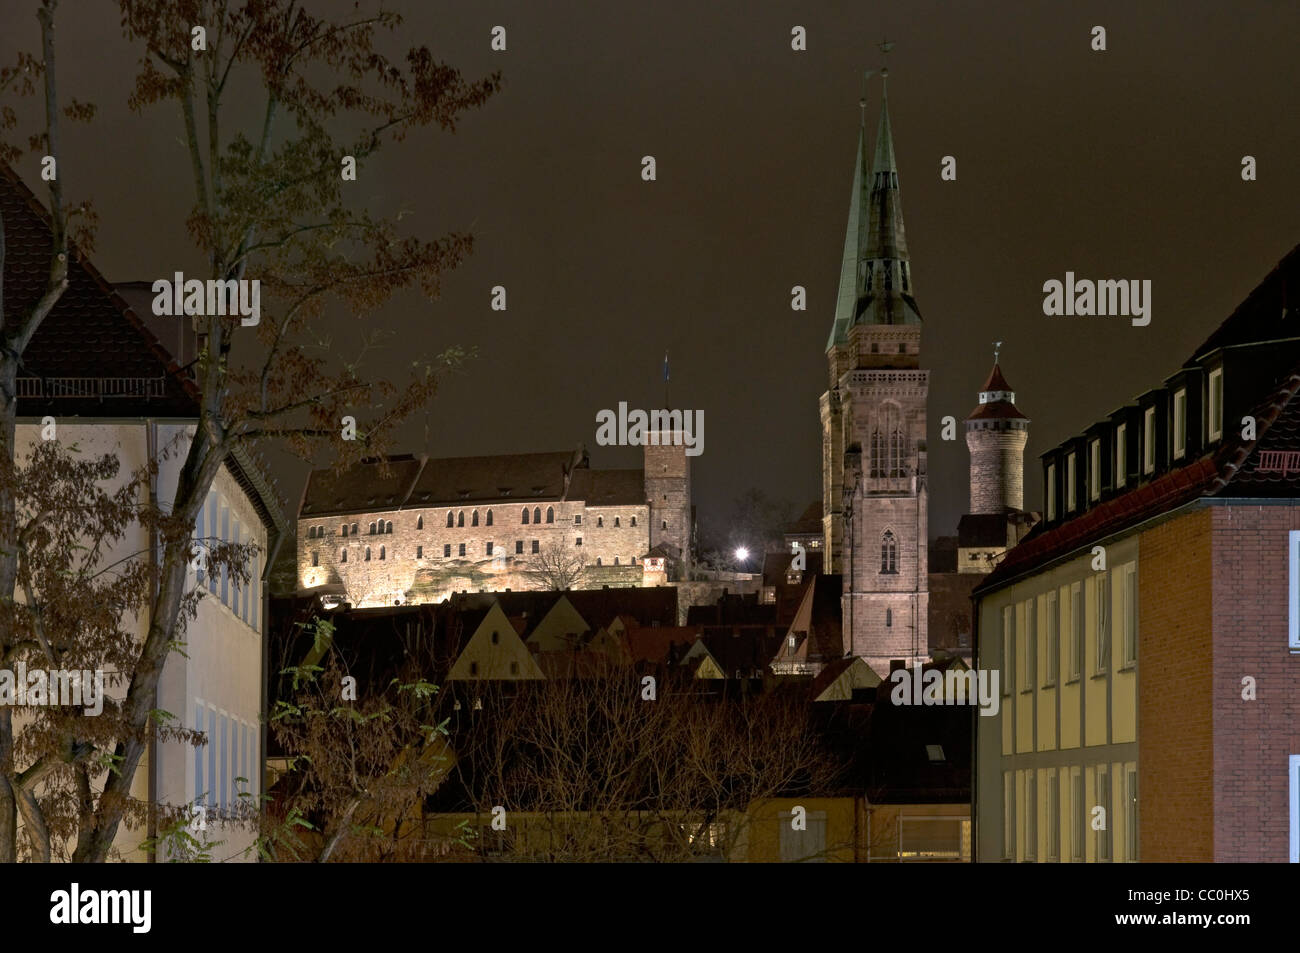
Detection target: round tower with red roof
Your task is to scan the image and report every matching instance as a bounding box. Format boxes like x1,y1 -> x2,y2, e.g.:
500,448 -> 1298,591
964,358 -> 1030,514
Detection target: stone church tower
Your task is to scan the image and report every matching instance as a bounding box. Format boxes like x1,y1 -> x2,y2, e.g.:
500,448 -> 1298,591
820,77 -> 929,671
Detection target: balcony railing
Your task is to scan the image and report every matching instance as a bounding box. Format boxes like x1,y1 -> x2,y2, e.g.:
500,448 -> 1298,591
17,376 -> 166,400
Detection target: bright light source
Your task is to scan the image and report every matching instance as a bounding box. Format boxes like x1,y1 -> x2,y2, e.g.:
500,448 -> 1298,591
734,547 -> 749,561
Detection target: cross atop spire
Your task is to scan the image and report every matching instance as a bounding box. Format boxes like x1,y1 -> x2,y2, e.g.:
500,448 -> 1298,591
994,340 -> 1002,364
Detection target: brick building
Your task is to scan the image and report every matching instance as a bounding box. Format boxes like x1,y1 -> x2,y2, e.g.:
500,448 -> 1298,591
295,439 -> 691,609
974,242 -> 1300,862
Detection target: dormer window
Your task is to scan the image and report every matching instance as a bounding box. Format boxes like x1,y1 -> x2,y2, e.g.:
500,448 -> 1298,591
1066,453 -> 1077,512
1143,407 -> 1156,474
1046,463 -> 1057,521
1173,388 -> 1187,460
1208,368 -> 1223,440
1089,439 -> 1101,502
1115,423 -> 1127,489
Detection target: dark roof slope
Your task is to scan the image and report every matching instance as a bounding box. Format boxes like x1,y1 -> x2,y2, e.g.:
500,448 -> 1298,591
566,468 -> 646,506
2,165 -> 199,418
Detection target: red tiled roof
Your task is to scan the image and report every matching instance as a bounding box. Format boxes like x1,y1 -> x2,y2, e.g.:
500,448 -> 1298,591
981,362 -> 1013,393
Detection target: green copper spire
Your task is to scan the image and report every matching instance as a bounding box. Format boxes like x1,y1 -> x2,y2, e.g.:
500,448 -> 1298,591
826,98 -> 871,351
827,71 -> 920,349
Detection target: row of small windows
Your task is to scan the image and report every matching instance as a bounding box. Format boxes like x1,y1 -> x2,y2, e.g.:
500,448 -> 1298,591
1046,368 -> 1225,522
319,539 -> 643,565
315,507 -> 645,538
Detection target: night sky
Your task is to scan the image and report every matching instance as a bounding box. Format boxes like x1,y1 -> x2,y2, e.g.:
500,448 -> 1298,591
3,1 -> 1297,539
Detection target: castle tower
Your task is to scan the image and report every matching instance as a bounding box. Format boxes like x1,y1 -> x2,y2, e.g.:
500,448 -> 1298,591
964,358 -> 1030,513
821,73 -> 929,673
645,429 -> 692,564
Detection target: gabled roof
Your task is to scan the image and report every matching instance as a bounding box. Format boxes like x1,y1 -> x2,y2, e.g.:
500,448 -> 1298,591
3,164 -> 199,419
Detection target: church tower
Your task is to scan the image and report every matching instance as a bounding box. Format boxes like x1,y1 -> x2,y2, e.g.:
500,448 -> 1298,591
821,74 -> 929,672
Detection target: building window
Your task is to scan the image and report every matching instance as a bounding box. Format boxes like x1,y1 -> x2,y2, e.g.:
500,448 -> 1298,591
546,507 -> 554,524
447,511 -> 455,528
1001,606 -> 1013,696
379,546 -> 385,560
385,521 -> 392,534
613,556 -> 618,565
575,537 -> 582,546
1024,772 -> 1036,861
596,558 -> 602,566
487,510 -> 493,526
510,661 -> 519,675
901,262 -> 909,291
340,549 -> 347,563
1289,532 -> 1300,652
472,510 -> 479,527
311,551 -> 319,566
1048,773 -> 1061,862
1095,572 -> 1109,675
444,544 -> 451,557
885,608 -> 892,628
1021,597 -> 1035,691
1143,407 -> 1156,473
880,530 -> 898,574
631,516 -> 637,526
369,522 -> 376,535
522,508 -> 529,524
897,343 -> 906,354
486,542 -> 494,556
417,515 -> 423,530
457,511 -> 465,528
574,514 -> 581,525
351,523 -> 358,535
1122,565 -> 1138,666
614,516 -> 621,527
1115,423 -> 1127,489
491,630 -> 499,645
531,540 -> 539,554
470,661 -> 478,676
307,526 -> 315,539
365,547 -> 371,561
516,540 -> 523,554
597,516 -> 603,527
1046,464 -> 1057,521
459,543 -> 466,557
416,546 -> 423,559
1089,439 -> 1101,501
1208,367 -> 1224,440
1071,771 -> 1085,861
1125,766 -> 1138,862
533,507 -> 541,523
1096,769 -> 1112,861
1066,453 -> 1077,512
870,403 -> 905,479
1069,582 -> 1083,681
1002,773 -> 1014,859
1044,591 -> 1058,687
661,520 -> 667,529
1173,388 -> 1187,460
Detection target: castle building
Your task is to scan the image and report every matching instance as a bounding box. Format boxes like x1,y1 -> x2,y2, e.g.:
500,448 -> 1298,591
821,77 -> 930,672
958,359 -> 1039,572
295,438 -> 692,609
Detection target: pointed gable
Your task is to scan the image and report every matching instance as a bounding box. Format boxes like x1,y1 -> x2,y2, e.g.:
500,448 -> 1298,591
525,594 -> 592,652
448,601 -> 544,680
810,657 -> 882,702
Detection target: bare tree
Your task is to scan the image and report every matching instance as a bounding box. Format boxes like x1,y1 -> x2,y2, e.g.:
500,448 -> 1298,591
443,675 -> 836,862
1,0 -> 500,861
523,537 -> 588,591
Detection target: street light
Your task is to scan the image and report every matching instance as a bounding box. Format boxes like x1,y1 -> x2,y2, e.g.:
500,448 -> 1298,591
734,546 -> 749,568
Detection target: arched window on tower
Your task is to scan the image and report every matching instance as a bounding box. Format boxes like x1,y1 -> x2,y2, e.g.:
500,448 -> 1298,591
533,507 -> 541,524
486,510 -> 493,526
546,507 -> 554,524
881,530 -> 898,574
446,511 -> 454,528
522,508 -> 529,524
416,515 -> 423,530
457,511 -> 464,528
472,510 -> 479,527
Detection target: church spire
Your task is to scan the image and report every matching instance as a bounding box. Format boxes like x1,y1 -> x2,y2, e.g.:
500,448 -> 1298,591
826,81 -> 872,351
